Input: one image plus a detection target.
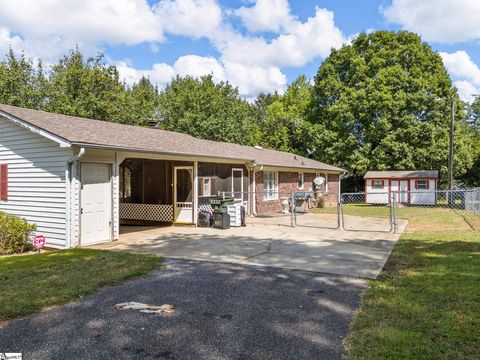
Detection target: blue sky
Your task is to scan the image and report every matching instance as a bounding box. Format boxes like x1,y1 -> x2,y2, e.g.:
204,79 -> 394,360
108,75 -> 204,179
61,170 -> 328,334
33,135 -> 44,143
0,0 -> 479,101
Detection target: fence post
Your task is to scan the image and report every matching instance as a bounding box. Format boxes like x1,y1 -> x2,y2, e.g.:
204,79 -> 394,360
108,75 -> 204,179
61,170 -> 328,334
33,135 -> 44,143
337,199 -> 341,230
290,192 -> 296,227
392,191 -> 398,234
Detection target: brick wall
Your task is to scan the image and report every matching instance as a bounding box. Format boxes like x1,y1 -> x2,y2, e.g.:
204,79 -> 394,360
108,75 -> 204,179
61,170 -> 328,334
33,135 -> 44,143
255,171 -> 318,214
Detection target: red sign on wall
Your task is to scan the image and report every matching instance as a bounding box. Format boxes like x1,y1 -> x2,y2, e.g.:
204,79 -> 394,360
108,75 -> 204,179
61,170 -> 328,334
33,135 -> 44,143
33,235 -> 46,249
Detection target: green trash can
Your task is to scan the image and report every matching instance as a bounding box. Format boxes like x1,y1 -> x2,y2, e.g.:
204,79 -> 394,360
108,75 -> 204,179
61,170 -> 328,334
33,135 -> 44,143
209,196 -> 235,213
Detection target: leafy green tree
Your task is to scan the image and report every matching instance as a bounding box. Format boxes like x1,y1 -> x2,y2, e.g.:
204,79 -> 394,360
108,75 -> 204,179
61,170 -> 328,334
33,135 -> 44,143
43,49 -> 131,123
0,48 -> 46,108
311,31 -> 475,186
158,75 -> 259,145
462,96 -> 480,187
256,75 -> 314,154
125,76 -> 160,124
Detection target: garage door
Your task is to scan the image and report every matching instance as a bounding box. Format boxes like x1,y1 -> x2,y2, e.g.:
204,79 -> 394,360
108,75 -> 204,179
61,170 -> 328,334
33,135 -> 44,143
80,163 -> 112,245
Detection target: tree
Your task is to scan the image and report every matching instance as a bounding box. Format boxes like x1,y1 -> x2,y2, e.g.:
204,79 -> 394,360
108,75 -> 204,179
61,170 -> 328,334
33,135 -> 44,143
43,49 -> 131,123
158,75 -> 259,145
311,31 -> 475,186
256,75 -> 314,154
462,96 -> 480,187
0,48 -> 46,109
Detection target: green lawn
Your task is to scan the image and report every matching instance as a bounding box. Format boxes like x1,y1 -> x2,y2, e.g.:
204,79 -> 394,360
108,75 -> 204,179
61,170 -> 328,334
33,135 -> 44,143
316,205 -> 480,359
0,249 -> 161,321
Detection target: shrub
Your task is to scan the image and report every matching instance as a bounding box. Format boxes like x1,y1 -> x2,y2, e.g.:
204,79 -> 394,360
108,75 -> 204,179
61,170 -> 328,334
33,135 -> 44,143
0,211 -> 36,255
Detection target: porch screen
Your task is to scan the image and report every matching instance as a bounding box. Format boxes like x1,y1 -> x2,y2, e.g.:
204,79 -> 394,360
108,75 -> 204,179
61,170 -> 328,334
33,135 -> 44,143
119,158 -> 173,223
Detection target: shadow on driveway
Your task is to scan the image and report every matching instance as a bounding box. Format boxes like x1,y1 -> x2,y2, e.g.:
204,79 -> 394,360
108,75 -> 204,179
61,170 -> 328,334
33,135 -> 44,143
0,260 -> 367,360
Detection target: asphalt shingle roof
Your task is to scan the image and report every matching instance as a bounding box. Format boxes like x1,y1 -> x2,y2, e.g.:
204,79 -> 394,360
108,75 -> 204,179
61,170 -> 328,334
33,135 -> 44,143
364,170 -> 438,179
0,104 -> 345,172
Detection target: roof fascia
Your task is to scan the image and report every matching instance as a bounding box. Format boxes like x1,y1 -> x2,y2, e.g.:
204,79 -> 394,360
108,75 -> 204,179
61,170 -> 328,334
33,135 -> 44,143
0,110 -> 71,148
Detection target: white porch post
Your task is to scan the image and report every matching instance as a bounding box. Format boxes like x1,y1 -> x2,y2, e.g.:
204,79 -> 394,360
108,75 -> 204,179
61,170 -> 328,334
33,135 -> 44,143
193,160 -> 198,225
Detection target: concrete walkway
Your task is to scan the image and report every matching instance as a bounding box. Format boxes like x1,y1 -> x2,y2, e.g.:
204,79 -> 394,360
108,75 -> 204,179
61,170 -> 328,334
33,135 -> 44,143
92,214 -> 406,279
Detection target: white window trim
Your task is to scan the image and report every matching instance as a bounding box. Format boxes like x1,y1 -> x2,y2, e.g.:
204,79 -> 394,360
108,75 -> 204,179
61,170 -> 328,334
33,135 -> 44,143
263,171 -> 279,201
298,172 -> 304,190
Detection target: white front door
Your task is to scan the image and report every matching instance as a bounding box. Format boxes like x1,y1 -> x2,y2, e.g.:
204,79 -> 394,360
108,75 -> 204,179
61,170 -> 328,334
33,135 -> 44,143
80,163 -> 112,245
174,166 -> 193,223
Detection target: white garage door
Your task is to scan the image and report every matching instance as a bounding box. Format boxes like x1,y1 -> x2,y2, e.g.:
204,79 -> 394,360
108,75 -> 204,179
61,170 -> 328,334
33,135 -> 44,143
81,163 -> 112,245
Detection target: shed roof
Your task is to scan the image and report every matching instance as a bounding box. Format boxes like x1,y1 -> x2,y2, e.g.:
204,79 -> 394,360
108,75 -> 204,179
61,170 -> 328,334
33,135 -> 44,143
364,170 -> 438,179
0,104 -> 345,172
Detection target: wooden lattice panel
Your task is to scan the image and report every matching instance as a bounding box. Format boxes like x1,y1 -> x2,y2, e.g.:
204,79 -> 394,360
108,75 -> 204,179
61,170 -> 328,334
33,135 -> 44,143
120,203 -> 174,222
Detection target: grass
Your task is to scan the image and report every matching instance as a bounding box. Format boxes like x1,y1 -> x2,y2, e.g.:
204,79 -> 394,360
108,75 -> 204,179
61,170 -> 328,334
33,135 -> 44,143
312,204 -> 480,232
316,204 -> 480,359
0,248 -> 161,321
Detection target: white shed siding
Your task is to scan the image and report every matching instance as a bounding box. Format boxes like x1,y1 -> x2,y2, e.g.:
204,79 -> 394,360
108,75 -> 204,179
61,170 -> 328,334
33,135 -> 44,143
0,115 -> 72,248
365,179 -> 389,204
409,179 -> 436,205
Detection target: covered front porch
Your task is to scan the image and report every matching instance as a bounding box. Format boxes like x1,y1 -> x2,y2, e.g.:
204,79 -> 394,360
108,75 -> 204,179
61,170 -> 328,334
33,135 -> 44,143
118,157 -> 250,228
119,158 -> 196,225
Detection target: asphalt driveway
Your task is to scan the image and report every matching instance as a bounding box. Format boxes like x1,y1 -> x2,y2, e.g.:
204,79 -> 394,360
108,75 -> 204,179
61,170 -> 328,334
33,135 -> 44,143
93,213 -> 406,279
0,259 -> 367,360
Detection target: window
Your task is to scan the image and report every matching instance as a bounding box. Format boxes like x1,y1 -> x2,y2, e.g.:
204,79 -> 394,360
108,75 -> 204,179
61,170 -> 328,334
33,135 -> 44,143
372,180 -> 384,189
298,172 -> 304,189
415,179 -> 429,190
0,164 -> 8,201
263,171 -> 278,200
232,168 -> 243,200
199,177 -> 217,197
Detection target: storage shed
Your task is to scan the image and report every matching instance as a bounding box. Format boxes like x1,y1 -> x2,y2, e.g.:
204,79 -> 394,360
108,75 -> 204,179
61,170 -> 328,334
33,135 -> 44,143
364,170 -> 438,205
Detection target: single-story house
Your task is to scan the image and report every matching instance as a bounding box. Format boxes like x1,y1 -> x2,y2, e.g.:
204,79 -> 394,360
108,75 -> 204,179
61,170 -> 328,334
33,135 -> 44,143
364,170 -> 438,205
0,104 -> 345,248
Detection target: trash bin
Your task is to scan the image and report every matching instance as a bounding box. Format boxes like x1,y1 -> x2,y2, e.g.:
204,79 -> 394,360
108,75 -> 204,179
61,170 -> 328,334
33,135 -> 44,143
198,210 -> 212,227
212,211 -> 230,229
209,196 -> 235,213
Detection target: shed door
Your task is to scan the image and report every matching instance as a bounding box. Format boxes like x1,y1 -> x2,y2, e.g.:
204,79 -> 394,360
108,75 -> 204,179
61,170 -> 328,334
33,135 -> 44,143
81,163 -> 112,245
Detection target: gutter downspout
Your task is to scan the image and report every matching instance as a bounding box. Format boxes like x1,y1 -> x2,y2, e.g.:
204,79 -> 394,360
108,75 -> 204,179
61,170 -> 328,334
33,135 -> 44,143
66,148 -> 85,248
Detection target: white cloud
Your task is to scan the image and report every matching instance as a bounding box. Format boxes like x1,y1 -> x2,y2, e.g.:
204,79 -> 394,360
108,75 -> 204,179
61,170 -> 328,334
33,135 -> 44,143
218,7 -> 346,67
0,0 -> 162,51
235,0 -> 295,33
0,1 -> 344,98
154,0 -> 223,38
173,55 -> 226,82
382,0 -> 480,44
116,55 -> 287,98
440,51 -> 480,102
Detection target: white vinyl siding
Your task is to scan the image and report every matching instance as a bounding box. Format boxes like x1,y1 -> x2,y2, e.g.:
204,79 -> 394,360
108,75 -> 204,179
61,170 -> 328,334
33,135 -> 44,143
263,171 -> 278,200
0,115 -> 72,248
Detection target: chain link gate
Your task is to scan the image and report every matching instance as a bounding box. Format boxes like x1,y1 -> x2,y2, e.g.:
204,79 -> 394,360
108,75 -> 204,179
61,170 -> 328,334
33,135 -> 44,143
339,192 -> 395,232
291,191 -> 341,229
338,188 -> 480,233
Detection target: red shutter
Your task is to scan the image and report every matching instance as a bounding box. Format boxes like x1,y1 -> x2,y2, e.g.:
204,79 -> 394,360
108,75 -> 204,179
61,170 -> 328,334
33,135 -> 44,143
0,164 -> 8,201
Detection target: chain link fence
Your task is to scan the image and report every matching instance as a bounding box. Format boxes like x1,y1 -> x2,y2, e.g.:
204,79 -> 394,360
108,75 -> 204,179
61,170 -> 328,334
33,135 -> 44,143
291,191 -> 340,229
218,188 -> 480,233
339,188 -> 480,233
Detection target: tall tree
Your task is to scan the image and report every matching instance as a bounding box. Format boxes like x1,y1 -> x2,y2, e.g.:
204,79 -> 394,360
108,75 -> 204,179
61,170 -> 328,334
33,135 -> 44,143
256,75 -> 314,154
158,75 -> 259,145
0,48 -> 46,108
311,31 -> 475,186
43,49 -> 131,123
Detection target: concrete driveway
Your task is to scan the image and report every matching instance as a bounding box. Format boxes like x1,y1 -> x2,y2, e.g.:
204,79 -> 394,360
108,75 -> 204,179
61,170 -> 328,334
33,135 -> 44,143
93,214 -> 406,279
0,260 -> 367,359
